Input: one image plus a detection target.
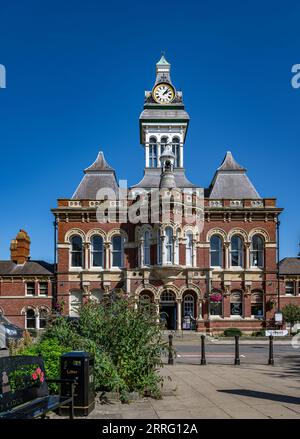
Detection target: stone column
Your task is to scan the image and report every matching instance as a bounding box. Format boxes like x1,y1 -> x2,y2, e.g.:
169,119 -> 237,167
157,144 -> 161,167
84,243 -> 89,269
161,236 -> 166,265
245,243 -> 250,269
197,299 -> 203,319
192,239 -> 197,267
145,145 -> 150,167
225,243 -> 230,269
155,299 -> 160,324
104,242 -> 110,269
177,300 -> 182,330
140,239 -> 144,267
180,145 -> 183,167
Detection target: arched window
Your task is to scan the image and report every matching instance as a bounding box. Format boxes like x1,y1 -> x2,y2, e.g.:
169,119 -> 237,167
157,230 -> 162,264
91,235 -> 104,267
112,235 -> 124,268
186,232 -> 193,266
149,136 -> 157,167
210,235 -> 223,267
26,309 -> 36,329
140,293 -> 152,305
183,294 -> 195,318
251,291 -> 264,318
143,231 -> 151,266
70,235 -> 83,268
230,236 -> 244,267
160,290 -> 176,303
230,291 -> 243,316
250,235 -> 264,268
39,309 -> 48,329
172,137 -> 180,167
209,290 -> 223,316
165,227 -> 173,264
160,136 -> 168,155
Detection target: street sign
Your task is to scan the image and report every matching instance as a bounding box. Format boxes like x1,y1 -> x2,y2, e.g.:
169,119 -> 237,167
265,330 -> 288,337
274,312 -> 283,324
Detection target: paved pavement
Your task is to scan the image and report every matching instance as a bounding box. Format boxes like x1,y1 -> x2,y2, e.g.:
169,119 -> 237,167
52,346 -> 300,419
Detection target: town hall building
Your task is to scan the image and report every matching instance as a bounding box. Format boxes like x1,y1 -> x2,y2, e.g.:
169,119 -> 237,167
1,56 -> 300,333
51,55 -> 288,334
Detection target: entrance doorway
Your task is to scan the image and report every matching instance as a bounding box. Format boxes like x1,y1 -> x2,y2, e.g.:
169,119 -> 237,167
160,291 -> 177,330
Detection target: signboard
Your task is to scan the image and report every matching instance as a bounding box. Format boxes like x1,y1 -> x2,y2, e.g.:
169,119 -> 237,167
265,330 -> 288,337
182,315 -> 191,330
274,312 -> 283,325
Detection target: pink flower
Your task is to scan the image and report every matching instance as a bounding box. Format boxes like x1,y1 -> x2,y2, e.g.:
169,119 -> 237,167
40,375 -> 44,383
36,367 -> 42,375
32,373 -> 38,380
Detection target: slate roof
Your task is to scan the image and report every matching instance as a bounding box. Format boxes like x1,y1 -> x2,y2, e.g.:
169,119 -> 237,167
0,260 -> 54,276
208,151 -> 261,199
139,108 -> 189,121
131,168 -> 197,189
72,151 -> 119,199
279,258 -> 300,275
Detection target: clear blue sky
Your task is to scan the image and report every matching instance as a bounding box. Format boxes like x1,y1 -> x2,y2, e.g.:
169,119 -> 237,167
0,0 -> 299,262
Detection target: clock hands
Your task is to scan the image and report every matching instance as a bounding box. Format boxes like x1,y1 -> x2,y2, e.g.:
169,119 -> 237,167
163,88 -> 170,95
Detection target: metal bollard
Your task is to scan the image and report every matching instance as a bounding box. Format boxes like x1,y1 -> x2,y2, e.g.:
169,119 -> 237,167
268,335 -> 274,365
234,335 -> 240,365
201,335 -> 207,365
168,334 -> 174,365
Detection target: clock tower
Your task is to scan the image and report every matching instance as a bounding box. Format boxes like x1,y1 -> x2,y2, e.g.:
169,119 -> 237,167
134,55 -> 195,189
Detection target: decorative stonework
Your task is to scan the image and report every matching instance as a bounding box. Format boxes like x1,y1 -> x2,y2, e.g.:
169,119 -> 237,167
209,200 -> 222,208
251,200 -> 264,208
68,200 -> 81,207
230,200 -> 243,208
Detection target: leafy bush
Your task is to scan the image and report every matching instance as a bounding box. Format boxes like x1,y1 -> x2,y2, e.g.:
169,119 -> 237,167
282,304 -> 300,328
17,338 -> 72,392
15,295 -> 167,400
251,330 -> 265,337
223,328 -> 242,337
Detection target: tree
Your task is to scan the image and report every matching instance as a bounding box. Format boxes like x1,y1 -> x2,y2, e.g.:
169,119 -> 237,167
282,304 -> 300,334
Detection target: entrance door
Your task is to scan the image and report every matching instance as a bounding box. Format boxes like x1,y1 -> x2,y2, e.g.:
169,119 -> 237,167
160,290 -> 177,330
160,304 -> 176,330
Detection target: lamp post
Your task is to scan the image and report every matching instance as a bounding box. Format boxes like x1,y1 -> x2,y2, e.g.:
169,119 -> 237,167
274,218 -> 283,328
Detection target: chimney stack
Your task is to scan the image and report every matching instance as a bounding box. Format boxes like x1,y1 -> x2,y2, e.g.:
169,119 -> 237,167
10,229 -> 31,264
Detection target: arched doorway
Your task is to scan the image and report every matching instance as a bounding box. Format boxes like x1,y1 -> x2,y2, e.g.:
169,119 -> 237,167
160,290 -> 176,330
182,291 -> 197,330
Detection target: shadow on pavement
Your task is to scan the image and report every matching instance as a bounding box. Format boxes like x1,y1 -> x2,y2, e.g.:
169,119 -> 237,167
218,389 -> 300,405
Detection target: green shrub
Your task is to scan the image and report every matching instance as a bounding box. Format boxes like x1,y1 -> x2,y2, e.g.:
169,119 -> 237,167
223,328 -> 242,337
251,330 -> 265,337
17,338 -> 72,392
14,295 -> 166,400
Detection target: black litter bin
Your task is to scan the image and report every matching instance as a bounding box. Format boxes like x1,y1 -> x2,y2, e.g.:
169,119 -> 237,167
59,351 -> 95,416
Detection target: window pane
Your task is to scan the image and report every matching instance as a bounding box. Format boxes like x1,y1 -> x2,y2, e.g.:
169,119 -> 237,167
251,304 -> 263,317
39,283 -> 48,295
112,236 -> 122,251
72,251 -> 82,267
26,282 -> 35,295
92,236 -> 103,267
71,236 -> 82,251
26,310 -> 35,328
210,236 -> 222,266
231,236 -> 243,267
230,303 -> 242,316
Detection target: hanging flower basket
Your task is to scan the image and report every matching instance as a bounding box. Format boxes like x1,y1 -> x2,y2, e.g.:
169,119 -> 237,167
210,293 -> 222,302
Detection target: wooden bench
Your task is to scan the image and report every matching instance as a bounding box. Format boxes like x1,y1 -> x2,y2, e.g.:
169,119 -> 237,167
0,355 -> 75,419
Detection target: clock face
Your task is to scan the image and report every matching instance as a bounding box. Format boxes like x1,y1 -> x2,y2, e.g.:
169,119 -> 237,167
152,83 -> 175,104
